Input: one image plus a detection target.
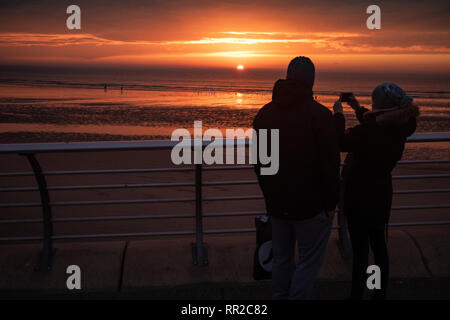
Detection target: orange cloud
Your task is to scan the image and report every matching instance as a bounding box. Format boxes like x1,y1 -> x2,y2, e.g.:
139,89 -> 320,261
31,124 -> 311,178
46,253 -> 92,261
0,33 -> 158,47
0,32 -> 449,71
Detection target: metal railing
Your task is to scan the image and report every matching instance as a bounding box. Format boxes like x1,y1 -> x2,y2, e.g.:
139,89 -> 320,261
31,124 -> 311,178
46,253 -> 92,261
0,133 -> 449,270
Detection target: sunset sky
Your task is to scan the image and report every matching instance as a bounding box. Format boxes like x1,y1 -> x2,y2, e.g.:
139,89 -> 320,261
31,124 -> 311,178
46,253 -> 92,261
0,0 -> 449,72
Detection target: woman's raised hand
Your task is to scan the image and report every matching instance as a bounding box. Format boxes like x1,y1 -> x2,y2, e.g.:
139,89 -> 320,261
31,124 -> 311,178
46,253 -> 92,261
347,94 -> 361,111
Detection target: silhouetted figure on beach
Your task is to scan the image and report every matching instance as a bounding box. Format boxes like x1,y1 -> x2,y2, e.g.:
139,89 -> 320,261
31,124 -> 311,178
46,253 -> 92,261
104,84 -> 107,92
253,57 -> 340,299
333,83 -> 419,300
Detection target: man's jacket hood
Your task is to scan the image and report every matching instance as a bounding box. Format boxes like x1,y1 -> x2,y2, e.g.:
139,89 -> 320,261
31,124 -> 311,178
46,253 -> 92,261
374,105 -> 420,126
272,79 -> 313,107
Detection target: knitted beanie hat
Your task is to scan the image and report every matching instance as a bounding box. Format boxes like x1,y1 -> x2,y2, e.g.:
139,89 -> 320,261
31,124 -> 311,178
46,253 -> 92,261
286,56 -> 315,87
372,82 -> 413,111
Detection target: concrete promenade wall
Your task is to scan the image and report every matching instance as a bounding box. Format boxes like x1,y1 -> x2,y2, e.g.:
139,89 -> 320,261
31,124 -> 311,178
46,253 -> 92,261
0,228 -> 448,296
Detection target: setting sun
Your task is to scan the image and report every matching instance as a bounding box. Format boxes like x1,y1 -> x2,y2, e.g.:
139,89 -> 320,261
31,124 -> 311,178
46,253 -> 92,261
236,65 -> 245,70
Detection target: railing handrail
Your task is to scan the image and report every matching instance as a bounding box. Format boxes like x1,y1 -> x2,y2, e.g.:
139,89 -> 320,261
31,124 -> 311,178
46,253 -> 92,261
0,132 -> 449,154
406,132 -> 450,142
0,138 -> 249,154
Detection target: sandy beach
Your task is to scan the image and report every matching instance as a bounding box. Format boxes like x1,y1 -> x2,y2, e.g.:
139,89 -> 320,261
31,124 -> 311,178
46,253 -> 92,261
0,146 -> 448,243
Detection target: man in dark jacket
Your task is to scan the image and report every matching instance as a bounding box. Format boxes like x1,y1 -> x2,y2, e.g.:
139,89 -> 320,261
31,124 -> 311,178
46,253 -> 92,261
333,83 -> 419,299
253,57 -> 340,299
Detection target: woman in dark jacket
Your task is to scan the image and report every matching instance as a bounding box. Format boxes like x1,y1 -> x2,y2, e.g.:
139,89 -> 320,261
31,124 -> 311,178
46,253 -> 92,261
333,83 -> 419,300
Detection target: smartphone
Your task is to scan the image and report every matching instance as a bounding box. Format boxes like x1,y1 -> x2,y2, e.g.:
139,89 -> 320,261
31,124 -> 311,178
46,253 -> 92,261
340,92 -> 354,102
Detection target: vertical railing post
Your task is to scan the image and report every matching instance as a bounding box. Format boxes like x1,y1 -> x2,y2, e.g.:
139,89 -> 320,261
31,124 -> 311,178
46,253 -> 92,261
192,163 -> 208,266
337,180 -> 352,259
22,153 -> 54,271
